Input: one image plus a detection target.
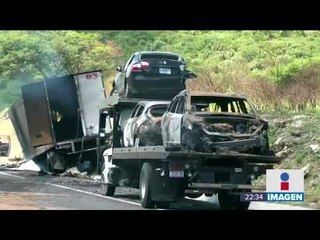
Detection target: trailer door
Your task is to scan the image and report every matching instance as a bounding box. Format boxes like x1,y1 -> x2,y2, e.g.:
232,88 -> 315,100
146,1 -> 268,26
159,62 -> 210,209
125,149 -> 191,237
8,100 -> 33,159
21,82 -> 54,147
75,71 -> 106,136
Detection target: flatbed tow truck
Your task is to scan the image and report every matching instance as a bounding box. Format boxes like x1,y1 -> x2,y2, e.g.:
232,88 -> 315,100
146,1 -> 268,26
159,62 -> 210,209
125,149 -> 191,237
98,96 -> 282,209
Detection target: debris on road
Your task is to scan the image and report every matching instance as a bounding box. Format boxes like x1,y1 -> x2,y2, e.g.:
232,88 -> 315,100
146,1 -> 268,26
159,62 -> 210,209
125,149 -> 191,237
60,167 -> 89,179
0,159 -> 26,169
90,175 -> 102,182
13,160 -> 41,172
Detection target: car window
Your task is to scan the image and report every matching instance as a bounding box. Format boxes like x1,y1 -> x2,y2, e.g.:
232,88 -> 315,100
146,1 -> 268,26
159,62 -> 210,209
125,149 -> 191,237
135,105 -> 145,117
190,96 -> 255,114
141,54 -> 179,61
130,104 -> 140,118
168,97 -> 180,113
176,96 -> 186,114
148,105 -> 168,117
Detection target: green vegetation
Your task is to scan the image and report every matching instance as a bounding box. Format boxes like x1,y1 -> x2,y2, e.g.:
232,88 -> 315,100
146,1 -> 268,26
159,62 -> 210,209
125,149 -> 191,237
1,31 -> 320,208
255,112 -> 320,208
1,30 -> 320,111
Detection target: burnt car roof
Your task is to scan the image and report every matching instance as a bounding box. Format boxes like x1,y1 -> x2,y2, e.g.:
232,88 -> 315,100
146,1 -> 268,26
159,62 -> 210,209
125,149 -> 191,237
185,91 -> 247,100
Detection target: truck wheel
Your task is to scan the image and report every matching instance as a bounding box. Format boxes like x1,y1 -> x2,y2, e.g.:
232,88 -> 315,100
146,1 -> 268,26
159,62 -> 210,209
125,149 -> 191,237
105,184 -> 116,196
139,162 -> 155,208
186,193 -> 203,199
218,190 -> 235,210
46,151 -> 66,174
234,199 -> 250,210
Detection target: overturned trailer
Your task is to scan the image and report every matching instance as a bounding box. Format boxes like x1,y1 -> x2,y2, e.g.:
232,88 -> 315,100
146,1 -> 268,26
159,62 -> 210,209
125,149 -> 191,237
9,70 -> 108,173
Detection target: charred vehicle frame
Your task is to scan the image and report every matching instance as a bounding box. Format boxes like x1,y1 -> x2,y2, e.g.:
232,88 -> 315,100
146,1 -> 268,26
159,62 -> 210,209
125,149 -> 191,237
161,90 -> 272,155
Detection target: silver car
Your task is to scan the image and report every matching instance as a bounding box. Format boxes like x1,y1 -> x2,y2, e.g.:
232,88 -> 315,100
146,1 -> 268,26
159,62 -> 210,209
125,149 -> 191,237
123,101 -> 170,147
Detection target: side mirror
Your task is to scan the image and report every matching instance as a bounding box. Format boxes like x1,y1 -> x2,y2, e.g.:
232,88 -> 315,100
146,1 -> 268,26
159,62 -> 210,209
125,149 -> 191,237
185,71 -> 197,79
116,66 -> 123,72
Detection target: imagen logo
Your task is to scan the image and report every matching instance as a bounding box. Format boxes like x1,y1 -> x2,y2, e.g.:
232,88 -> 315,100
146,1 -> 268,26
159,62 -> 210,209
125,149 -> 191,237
266,170 -> 304,202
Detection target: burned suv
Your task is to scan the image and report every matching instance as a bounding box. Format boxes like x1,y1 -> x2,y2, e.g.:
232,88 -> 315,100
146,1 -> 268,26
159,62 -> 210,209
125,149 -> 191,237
111,51 -> 196,99
161,90 -> 271,155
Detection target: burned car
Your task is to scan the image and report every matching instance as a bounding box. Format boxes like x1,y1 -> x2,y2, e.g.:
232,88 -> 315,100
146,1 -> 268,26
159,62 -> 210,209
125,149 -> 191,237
123,101 -> 170,147
161,90 -> 271,155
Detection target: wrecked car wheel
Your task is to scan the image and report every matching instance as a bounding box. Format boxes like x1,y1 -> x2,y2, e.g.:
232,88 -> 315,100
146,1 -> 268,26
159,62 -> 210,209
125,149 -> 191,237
105,184 -> 116,196
181,130 -> 197,151
140,162 -> 155,208
218,190 -> 235,210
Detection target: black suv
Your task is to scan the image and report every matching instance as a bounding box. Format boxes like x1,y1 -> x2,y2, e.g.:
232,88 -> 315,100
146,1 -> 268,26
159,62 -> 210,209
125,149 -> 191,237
111,51 -> 196,99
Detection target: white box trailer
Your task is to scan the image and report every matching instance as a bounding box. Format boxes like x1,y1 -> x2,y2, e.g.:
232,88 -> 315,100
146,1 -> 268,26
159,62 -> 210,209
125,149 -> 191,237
9,70 -> 108,173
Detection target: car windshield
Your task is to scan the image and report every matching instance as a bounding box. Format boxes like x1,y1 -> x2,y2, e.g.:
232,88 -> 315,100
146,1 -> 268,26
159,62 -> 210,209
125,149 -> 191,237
148,105 -> 168,117
190,96 -> 255,115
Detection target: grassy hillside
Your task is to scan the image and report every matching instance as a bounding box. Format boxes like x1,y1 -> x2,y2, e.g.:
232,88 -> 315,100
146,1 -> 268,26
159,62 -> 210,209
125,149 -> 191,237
1,31 -> 320,208
257,111 -> 320,208
1,30 -> 320,111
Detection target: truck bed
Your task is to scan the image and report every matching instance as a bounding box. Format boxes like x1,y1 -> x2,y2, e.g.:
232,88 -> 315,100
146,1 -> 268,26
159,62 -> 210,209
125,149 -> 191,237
112,146 -> 281,163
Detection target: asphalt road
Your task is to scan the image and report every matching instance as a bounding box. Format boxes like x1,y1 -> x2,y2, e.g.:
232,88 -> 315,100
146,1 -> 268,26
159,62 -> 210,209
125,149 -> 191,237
0,169 -> 312,210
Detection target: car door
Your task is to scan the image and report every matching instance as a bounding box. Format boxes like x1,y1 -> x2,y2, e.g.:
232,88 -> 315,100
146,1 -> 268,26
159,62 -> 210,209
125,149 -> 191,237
123,103 -> 140,147
131,104 -> 146,143
115,54 -> 136,94
162,96 -> 184,148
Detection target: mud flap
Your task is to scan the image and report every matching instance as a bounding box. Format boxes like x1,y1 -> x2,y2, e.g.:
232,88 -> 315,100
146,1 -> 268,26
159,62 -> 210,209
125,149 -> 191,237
151,168 -> 181,202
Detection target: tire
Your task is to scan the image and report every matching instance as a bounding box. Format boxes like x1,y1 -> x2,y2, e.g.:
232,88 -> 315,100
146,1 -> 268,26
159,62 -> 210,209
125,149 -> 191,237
46,151 -> 66,174
234,198 -> 250,210
233,180 -> 251,210
218,190 -> 236,210
139,162 -> 155,208
181,130 -> 196,151
186,193 -> 203,199
105,184 -> 116,196
205,193 -> 213,197
156,202 -> 171,209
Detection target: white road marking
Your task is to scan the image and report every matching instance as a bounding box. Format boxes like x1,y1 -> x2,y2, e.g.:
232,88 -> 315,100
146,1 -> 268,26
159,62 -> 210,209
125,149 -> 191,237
46,183 -> 142,207
0,171 -> 26,180
0,171 -> 164,209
